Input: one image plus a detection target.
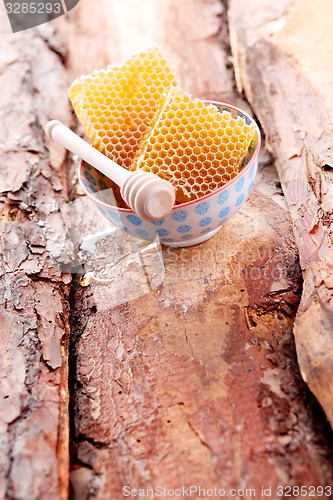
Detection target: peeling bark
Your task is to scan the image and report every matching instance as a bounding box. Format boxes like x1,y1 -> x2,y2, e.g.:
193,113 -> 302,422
61,1 -> 333,497
69,192 -> 333,498
228,0 -> 333,425
0,25 -> 72,500
1,0 -> 333,497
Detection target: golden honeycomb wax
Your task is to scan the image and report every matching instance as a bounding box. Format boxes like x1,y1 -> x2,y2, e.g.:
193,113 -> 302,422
68,46 -> 179,170
130,87 -> 256,204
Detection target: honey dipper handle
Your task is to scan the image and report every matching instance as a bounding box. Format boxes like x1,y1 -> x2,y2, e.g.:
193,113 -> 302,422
45,120 -> 175,221
45,120 -> 131,186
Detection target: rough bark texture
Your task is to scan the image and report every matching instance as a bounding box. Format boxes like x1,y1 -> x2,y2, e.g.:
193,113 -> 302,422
228,0 -> 333,425
69,192 -> 333,499
59,0 -> 333,498
0,25 -> 72,500
1,0 -> 333,498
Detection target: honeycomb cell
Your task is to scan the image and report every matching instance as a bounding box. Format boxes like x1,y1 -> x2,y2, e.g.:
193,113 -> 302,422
130,87 -> 255,203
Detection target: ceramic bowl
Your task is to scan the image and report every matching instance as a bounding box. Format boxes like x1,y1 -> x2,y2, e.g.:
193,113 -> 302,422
78,101 -> 261,247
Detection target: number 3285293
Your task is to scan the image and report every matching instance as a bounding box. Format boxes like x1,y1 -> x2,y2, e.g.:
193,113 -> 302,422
5,3 -> 62,14
277,485 -> 332,497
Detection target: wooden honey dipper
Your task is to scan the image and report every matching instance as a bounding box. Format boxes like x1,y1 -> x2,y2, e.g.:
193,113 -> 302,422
45,120 -> 175,222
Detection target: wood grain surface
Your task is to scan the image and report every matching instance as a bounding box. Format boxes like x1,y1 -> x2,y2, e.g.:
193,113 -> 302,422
1,0 -> 332,498
229,0 -> 333,425
58,0 -> 333,498
69,191 -> 333,498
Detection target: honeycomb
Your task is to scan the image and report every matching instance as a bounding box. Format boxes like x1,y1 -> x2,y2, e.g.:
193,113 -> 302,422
68,46 -> 179,170
130,87 -> 256,204
69,47 -> 256,207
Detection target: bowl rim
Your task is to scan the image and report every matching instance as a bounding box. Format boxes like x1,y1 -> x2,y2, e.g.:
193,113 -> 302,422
78,100 -> 261,214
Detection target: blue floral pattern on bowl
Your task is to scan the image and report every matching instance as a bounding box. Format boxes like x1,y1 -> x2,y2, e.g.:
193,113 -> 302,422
236,194 -> 245,207
248,180 -> 255,194
126,214 -> 142,226
218,206 -> 230,218
156,228 -> 170,237
195,201 -> 210,215
217,190 -> 229,205
235,177 -> 245,192
177,224 -> 192,234
172,210 -> 187,222
152,219 -> 165,226
199,217 -> 212,227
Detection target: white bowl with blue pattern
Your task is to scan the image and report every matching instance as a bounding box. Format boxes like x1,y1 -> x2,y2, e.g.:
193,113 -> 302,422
78,102 -> 260,247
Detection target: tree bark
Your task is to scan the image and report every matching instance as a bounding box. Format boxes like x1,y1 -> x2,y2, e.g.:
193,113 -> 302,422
1,0 -> 333,498
60,1 -> 333,497
69,191 -> 333,498
0,25 -> 72,500
228,0 -> 333,425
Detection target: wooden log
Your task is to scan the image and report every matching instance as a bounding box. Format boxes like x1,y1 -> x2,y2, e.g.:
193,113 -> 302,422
69,192 -> 333,498
57,0 -> 246,105
0,26 -> 72,499
228,0 -> 333,425
61,1 -> 333,497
